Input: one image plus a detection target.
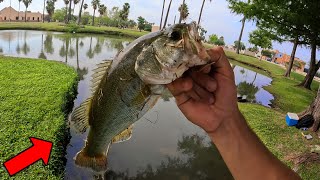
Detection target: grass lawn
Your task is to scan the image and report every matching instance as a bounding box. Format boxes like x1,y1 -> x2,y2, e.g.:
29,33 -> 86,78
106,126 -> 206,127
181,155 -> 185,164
226,50 -> 319,113
0,57 -> 78,179
0,22 -> 148,39
239,104 -> 320,180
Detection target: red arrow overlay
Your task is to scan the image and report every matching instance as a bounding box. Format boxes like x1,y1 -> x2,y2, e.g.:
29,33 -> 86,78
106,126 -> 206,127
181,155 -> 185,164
3,137 -> 53,176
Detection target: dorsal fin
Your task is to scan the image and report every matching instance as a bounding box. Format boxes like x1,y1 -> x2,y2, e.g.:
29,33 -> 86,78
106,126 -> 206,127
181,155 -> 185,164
71,60 -> 113,133
91,60 -> 113,95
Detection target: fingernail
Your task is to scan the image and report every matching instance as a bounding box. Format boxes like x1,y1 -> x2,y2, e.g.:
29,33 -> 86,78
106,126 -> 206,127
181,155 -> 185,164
207,83 -> 216,92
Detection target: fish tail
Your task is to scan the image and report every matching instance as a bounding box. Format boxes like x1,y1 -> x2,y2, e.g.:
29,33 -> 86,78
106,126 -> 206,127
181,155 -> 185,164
74,149 -> 108,172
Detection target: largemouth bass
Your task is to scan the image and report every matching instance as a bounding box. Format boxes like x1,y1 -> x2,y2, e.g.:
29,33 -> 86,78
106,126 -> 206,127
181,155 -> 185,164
72,22 -> 211,172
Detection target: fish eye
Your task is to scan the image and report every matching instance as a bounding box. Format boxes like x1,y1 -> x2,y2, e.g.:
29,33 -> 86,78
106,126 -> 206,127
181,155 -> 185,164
170,31 -> 181,41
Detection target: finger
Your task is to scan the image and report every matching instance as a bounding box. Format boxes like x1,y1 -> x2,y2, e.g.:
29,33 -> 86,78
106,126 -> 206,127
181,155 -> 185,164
192,83 -> 215,104
207,47 -> 234,78
186,89 -> 201,101
167,77 -> 193,97
191,71 -> 217,92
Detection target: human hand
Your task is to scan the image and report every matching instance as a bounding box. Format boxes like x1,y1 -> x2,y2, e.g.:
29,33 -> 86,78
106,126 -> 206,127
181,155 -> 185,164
167,47 -> 240,134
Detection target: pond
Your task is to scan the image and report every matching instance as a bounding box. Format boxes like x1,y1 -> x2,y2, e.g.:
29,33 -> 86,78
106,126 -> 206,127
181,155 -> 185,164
0,30 -> 273,180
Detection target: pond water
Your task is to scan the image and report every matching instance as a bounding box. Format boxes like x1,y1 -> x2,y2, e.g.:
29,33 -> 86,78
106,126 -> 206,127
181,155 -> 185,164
0,30 -> 273,180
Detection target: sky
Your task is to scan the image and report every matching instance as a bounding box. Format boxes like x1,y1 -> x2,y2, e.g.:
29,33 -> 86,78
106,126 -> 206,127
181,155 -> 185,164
1,0 -> 319,65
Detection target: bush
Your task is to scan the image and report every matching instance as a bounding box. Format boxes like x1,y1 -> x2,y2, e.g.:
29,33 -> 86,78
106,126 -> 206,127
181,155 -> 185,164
66,23 -> 80,33
144,24 -> 152,32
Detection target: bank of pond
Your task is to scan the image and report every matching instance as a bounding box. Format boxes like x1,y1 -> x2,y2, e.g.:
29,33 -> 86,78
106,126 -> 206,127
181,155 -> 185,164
0,30 -> 319,180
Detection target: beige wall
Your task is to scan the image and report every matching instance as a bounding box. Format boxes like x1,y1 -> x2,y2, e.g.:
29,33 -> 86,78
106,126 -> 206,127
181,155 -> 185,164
0,7 -> 42,22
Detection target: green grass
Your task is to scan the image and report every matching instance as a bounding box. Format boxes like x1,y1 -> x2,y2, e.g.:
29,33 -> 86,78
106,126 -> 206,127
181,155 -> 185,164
226,50 -> 319,113
239,104 -> 320,179
0,57 -> 78,179
0,22 -> 148,39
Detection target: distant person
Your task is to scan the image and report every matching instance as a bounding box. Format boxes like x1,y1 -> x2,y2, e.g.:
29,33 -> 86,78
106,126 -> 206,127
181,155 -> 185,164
167,47 -> 301,180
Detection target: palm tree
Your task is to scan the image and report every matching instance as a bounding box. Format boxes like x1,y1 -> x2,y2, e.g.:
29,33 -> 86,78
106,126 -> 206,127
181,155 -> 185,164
63,0 -> 69,23
235,0 -> 250,54
23,0 -> 32,22
159,0 -> 166,29
91,0 -> 100,26
163,0 -> 172,29
178,1 -> 189,23
98,4 -> 107,25
198,0 -> 212,25
73,0 -> 80,15
46,0 -> 55,22
18,0 -> 22,21
77,0 -> 85,25
42,0 -> 46,22
68,0 -> 73,22
83,3 -> 88,12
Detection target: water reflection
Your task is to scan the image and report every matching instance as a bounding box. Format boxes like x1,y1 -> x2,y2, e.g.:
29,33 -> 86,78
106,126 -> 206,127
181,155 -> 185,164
0,30 -> 273,180
234,66 -> 274,106
102,134 -> 232,180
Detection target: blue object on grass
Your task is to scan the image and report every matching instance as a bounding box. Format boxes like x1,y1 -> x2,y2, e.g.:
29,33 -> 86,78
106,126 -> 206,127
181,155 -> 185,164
286,113 -> 299,126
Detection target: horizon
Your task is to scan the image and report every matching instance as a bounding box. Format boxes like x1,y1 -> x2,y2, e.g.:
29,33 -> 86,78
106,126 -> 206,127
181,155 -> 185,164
0,0 -> 319,66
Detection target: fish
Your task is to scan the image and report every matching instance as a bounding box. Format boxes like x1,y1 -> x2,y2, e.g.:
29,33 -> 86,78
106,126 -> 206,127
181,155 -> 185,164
72,22 -> 211,172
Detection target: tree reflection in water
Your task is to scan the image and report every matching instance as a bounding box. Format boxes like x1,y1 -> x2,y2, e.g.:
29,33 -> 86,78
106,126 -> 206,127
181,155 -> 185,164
76,37 -> 88,80
100,134 -> 233,180
44,33 -> 54,54
38,34 -> 47,59
237,72 -> 259,102
22,31 -> 30,55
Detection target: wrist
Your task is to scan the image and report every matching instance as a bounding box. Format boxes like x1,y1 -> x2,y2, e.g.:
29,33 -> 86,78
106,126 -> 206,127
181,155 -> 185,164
207,109 -> 247,143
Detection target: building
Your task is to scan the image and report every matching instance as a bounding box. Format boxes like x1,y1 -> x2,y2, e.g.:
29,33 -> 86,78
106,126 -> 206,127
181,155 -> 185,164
152,25 -> 160,32
273,50 -> 306,72
0,7 -> 43,22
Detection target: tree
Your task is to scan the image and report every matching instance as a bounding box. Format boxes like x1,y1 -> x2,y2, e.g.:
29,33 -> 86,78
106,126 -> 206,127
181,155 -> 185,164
46,0 -> 55,22
234,40 -> 245,51
83,3 -> 88,11
23,0 -> 32,22
42,0 -> 46,23
248,29 -> 272,52
163,0 -> 172,29
137,16 -> 146,32
98,4 -> 107,25
91,0 -> 100,26
73,0 -> 80,15
18,0 -> 22,21
178,1 -> 189,23
228,0 -> 251,54
159,0 -> 166,29
198,0 -> 212,25
68,0 -> 73,22
119,3 -> 130,21
52,8 -> 67,22
248,46 -> 258,53
209,34 -> 225,46
299,86 -> 320,132
261,50 -> 274,58
63,0 -> 69,23
77,0 -> 85,25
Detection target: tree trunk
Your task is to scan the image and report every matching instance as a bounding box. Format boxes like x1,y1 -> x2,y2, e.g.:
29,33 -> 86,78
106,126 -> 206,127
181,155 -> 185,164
163,0 -> 172,29
18,2 -> 20,21
299,87 -> 320,132
25,8 -> 27,22
68,0 -> 73,23
43,0 -> 45,23
299,38 -> 319,89
92,9 -> 96,26
65,4 -> 68,23
77,0 -> 85,25
198,0 -> 206,25
237,17 -> 246,54
159,0 -> 166,29
179,0 -> 186,24
284,36 -> 298,77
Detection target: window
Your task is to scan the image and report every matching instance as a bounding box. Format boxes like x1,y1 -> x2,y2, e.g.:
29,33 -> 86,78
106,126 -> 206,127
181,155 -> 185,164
16,17 -> 18,20
22,17 -> 24,20
4,17 -> 6,20
32,17 -> 34,20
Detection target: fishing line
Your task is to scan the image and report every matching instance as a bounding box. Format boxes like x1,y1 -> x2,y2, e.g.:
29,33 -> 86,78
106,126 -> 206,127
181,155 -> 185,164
143,111 -> 160,124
